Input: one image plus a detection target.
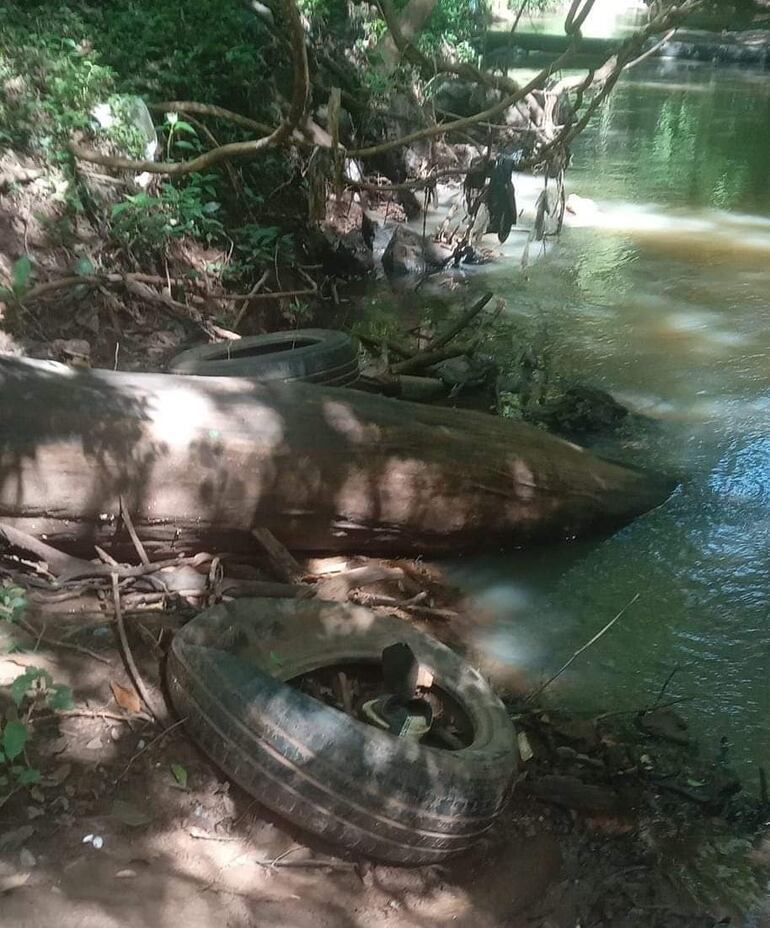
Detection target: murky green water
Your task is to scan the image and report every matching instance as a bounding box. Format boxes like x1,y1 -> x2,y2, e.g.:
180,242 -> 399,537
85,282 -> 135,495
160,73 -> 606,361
357,61 -> 770,775
457,62 -> 770,776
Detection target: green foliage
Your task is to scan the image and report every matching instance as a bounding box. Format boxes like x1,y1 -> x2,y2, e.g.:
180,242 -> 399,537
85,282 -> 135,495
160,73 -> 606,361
1,664 -> 74,798
0,9 -> 115,153
226,224 -> 295,281
9,666 -> 74,712
416,0 -> 485,60
0,582 -> 27,621
170,763 -> 188,789
2,720 -> 27,761
110,174 -> 224,256
1,1 -> 293,266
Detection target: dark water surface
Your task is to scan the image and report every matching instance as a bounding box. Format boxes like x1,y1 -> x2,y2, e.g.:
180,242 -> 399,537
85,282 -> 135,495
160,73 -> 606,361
356,61 -> 770,775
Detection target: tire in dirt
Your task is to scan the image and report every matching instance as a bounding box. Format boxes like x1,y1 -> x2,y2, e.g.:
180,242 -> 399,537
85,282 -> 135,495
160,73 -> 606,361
168,329 -> 360,385
166,598 -> 519,865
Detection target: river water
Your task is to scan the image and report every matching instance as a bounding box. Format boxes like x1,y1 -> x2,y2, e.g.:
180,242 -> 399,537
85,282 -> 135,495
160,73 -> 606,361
357,60 -> 770,776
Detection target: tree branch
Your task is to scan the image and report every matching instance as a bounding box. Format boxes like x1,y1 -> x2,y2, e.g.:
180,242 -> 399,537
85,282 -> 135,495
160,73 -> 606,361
520,0 -> 707,170
347,51 -> 574,158
148,101 -> 272,135
70,0 -> 309,175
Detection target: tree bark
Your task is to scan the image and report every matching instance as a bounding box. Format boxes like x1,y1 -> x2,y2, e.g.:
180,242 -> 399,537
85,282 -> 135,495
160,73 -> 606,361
0,358 -> 674,556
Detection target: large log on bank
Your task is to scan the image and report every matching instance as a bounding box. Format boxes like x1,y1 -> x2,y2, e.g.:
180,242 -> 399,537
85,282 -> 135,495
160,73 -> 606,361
0,357 -> 673,556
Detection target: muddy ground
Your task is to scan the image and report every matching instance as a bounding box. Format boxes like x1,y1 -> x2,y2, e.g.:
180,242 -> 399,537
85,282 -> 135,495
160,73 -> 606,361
1,596 -> 767,928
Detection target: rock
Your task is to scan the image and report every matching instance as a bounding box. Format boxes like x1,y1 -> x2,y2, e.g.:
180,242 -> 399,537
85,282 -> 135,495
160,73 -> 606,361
526,385 -> 630,439
397,189 -> 422,220
312,195 -> 374,277
381,225 -> 422,275
433,79 -> 498,119
550,717 -> 600,752
637,708 -> 690,746
430,354 -> 497,389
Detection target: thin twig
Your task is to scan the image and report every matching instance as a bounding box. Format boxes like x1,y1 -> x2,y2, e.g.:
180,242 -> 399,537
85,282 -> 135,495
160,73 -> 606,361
33,708 -> 150,724
17,617 -> 112,665
426,291 -> 493,352
527,593 -> 641,702
652,664 -> 682,709
254,856 -> 355,871
119,496 -> 150,566
111,573 -> 164,721
115,716 -> 188,782
233,270 -> 270,330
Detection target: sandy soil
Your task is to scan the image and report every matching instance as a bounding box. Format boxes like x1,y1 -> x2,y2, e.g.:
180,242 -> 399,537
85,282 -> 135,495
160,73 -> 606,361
0,613 -> 563,928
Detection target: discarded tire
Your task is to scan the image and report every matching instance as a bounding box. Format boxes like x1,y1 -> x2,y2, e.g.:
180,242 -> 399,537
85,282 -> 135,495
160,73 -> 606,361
167,598 -> 519,864
168,329 -> 359,385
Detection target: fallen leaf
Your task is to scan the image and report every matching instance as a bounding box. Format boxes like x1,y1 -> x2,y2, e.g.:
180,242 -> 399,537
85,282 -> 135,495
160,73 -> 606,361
111,681 -> 141,714
110,799 -> 153,827
47,763 -> 71,786
0,871 -> 30,894
19,849 -> 35,868
170,763 -> 188,789
517,731 -> 534,763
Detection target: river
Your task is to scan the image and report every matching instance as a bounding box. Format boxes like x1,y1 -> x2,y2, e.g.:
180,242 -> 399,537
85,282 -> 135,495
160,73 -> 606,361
354,60 -> 770,777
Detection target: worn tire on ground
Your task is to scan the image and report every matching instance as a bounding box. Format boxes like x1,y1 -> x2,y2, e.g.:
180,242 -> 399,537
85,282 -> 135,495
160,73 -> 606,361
168,329 -> 359,385
167,598 -> 518,865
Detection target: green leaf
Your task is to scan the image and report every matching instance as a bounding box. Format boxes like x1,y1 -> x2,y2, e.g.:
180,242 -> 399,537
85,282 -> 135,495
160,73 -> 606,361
0,751 -> 5,763
46,684 -> 74,711
11,668 -> 41,706
2,721 -> 28,761
173,140 -> 199,152
110,201 -> 133,218
73,256 -> 94,277
269,651 -> 285,667
173,120 -> 197,135
0,286 -> 13,302
17,767 -> 40,786
110,798 -> 153,826
202,201 -> 221,214
10,667 -> 51,705
11,256 -> 32,296
170,763 -> 188,789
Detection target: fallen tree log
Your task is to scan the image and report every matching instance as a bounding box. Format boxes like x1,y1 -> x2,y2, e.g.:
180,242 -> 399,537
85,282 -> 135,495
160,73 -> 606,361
0,357 -> 674,555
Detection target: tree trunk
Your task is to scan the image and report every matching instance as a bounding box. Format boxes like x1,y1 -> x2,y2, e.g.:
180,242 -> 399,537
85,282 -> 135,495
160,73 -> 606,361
374,0 -> 439,72
0,358 -> 673,556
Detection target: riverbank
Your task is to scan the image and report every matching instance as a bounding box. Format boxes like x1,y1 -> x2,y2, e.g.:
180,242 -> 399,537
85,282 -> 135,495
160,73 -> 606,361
0,575 -> 767,928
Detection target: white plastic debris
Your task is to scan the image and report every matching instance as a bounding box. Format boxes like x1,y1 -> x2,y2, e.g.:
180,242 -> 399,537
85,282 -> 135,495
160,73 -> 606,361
90,95 -> 158,188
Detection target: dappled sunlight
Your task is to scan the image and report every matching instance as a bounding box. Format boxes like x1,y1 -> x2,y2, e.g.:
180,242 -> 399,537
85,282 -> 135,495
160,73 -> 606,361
322,399 -> 377,443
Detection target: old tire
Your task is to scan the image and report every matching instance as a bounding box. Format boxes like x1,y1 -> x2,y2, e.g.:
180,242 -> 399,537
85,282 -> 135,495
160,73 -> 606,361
168,329 -> 359,385
167,598 -> 518,865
